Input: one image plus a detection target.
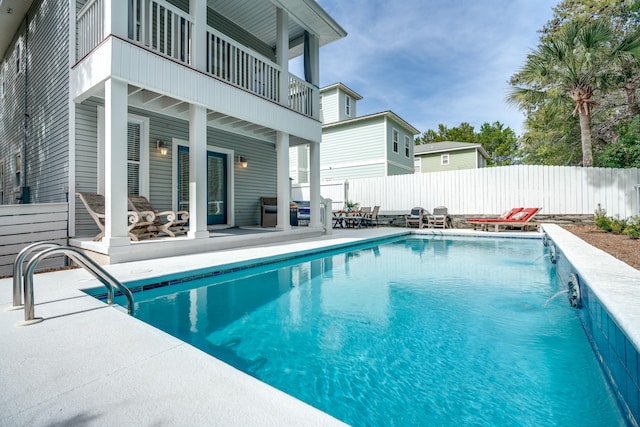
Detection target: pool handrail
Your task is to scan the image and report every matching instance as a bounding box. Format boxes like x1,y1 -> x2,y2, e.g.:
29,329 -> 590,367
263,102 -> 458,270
12,242 -> 63,309
20,246 -> 134,325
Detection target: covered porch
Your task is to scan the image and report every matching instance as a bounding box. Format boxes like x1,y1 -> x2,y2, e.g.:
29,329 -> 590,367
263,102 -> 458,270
70,0 -> 346,257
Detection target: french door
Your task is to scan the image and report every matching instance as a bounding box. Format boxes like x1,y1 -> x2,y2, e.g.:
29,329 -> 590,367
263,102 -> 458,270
177,146 -> 228,225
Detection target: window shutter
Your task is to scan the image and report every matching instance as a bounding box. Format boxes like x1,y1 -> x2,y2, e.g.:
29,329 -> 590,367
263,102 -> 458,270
127,122 -> 141,195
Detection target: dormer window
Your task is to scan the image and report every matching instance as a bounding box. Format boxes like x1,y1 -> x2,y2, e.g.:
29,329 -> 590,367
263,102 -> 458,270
345,95 -> 351,116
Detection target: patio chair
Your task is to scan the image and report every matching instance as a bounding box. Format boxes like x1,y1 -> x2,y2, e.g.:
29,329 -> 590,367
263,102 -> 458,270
405,207 -> 428,228
427,206 -> 452,229
363,206 -> 380,227
260,197 -> 278,227
76,192 -> 155,241
128,195 -> 189,238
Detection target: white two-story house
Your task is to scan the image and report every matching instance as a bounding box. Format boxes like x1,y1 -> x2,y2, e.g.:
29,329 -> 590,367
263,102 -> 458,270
0,0 -> 346,261
291,82 -> 419,183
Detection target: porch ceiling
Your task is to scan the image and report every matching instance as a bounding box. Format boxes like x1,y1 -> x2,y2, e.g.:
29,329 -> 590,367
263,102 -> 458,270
127,86 -> 309,147
208,0 -> 346,58
0,0 -> 35,59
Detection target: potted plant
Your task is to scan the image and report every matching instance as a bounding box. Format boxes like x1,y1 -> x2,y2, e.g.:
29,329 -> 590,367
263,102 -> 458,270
345,200 -> 359,212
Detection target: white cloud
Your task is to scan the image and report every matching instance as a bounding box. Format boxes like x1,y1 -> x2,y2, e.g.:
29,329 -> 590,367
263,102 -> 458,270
315,0 -> 558,136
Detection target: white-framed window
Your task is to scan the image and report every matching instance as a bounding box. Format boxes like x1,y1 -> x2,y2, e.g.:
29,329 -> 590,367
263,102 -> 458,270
441,154 -> 450,166
0,62 -> 5,98
15,38 -> 22,74
414,158 -> 421,173
404,136 -> 411,158
319,95 -> 323,110
392,129 -> 399,153
97,108 -> 149,196
14,152 -> 22,187
345,95 -> 351,116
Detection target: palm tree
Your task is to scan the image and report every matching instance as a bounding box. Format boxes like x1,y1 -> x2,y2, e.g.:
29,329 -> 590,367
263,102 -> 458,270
508,20 -> 640,167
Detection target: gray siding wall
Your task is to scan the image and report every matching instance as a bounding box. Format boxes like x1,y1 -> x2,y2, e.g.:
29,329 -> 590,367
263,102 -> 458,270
74,100 -> 100,237
0,0 -> 70,204
74,102 -> 276,236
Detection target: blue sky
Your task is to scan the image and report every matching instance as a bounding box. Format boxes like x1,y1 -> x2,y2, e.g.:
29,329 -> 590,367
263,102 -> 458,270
307,0 -> 559,136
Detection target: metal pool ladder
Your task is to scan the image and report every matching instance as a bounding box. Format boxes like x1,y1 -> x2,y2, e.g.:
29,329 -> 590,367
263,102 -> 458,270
11,243 -> 134,326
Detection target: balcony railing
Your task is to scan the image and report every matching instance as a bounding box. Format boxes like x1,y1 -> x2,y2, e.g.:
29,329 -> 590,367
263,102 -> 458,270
206,27 -> 280,102
77,0 -> 104,59
76,0 -> 315,117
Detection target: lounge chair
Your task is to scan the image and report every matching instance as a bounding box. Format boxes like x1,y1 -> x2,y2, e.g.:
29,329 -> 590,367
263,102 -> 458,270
427,206 -> 452,229
467,207 -> 524,230
76,192 -> 155,241
468,207 -> 541,232
405,207 -> 428,228
128,195 -> 189,238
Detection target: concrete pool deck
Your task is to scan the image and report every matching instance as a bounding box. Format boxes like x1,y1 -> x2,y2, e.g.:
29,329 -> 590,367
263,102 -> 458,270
1,226 -> 638,426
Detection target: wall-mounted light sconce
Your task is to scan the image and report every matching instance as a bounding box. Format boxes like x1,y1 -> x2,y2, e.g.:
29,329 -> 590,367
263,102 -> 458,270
156,140 -> 168,156
235,155 -> 248,168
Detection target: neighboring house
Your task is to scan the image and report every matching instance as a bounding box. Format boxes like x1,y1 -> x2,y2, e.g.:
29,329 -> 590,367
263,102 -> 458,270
0,0 -> 345,252
414,141 -> 489,172
290,83 -> 419,183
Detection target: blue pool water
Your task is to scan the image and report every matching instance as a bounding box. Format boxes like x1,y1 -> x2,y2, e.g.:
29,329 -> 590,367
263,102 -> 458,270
121,236 -> 625,426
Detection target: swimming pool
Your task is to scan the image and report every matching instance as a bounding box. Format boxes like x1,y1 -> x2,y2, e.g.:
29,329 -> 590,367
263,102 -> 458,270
117,235 -> 625,426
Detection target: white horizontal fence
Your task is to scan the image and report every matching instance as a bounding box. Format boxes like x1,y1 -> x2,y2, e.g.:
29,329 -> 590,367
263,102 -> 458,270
0,203 -> 69,277
325,166 -> 640,218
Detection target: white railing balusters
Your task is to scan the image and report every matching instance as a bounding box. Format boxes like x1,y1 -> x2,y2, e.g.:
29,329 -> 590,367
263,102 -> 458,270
288,75 -> 314,117
76,0 -> 316,116
76,0 -> 103,59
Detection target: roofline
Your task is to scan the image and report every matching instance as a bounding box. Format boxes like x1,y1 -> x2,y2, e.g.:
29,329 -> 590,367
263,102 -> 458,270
415,143 -> 491,159
320,83 -> 363,100
303,0 -> 347,41
323,110 -> 420,135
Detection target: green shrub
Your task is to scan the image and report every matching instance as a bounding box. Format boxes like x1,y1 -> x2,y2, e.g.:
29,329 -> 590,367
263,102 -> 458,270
623,216 -> 640,239
610,218 -> 627,234
594,205 -> 612,232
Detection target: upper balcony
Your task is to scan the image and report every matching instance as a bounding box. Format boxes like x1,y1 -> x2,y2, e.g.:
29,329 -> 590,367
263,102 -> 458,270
74,0 -> 345,123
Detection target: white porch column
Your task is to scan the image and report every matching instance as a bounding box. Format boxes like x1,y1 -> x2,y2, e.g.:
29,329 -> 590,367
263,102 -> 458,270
309,140 -> 322,228
103,78 -> 130,246
308,33 -> 320,120
189,0 -> 207,71
276,8 -> 289,106
276,131 -> 291,231
188,104 -> 209,239
104,0 -> 128,38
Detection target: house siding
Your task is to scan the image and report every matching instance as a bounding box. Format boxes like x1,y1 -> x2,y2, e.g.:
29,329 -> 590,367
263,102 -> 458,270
418,148 -> 479,172
320,87 -> 339,124
320,118 -> 385,180
0,0 -> 69,204
386,117 -> 414,174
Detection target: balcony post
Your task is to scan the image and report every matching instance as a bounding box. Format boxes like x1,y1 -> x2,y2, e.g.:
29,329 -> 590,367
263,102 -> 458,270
276,8 -> 289,106
190,0 -> 207,70
103,0 -> 128,38
308,33 -> 320,120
